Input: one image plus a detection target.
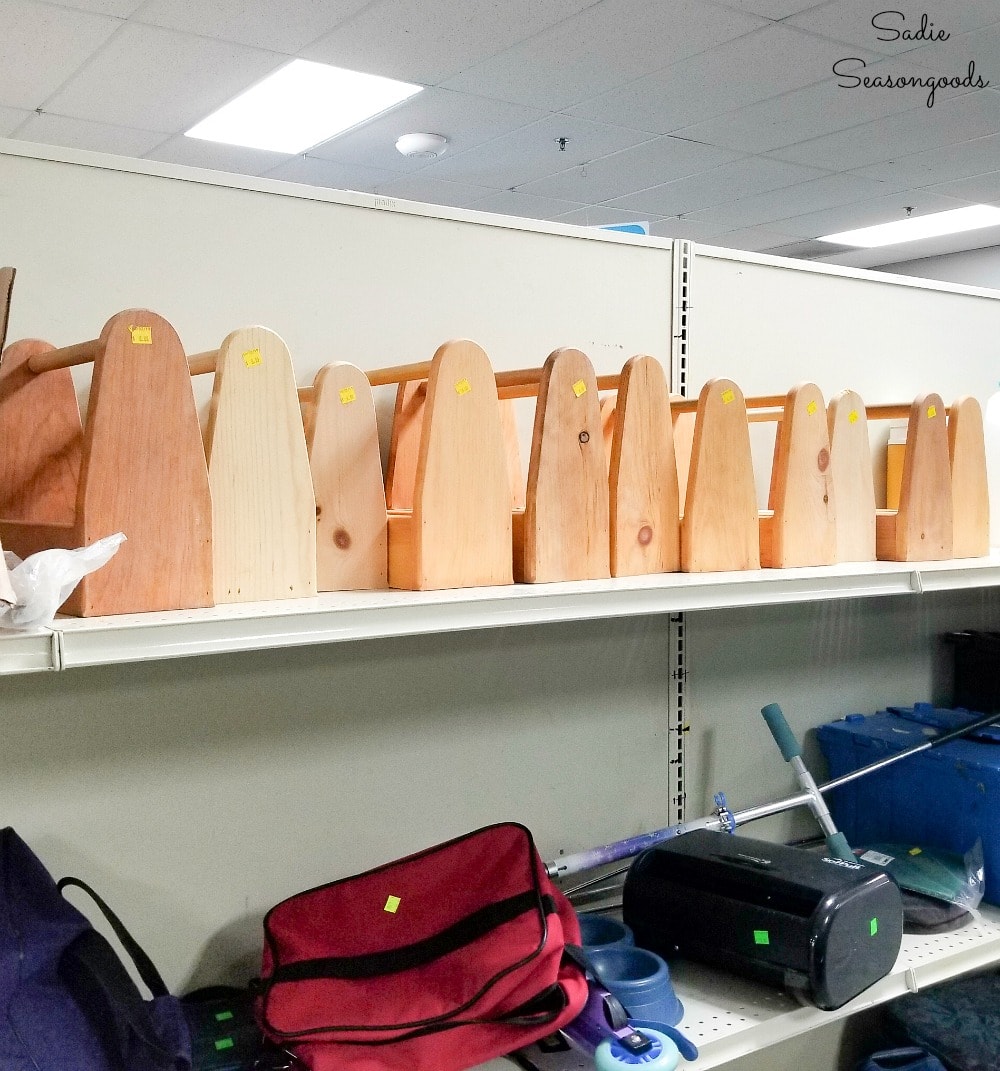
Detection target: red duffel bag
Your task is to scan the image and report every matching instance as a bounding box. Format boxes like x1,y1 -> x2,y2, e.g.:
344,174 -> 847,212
255,822 -> 588,1071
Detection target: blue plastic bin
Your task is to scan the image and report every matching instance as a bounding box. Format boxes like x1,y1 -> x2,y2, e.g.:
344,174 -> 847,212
815,703 -> 1000,905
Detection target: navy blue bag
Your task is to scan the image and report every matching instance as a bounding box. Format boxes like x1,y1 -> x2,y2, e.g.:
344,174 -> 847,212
0,826 -> 191,1071
857,1048 -> 947,1071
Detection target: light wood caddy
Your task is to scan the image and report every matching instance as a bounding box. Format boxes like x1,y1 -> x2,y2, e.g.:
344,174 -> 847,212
679,379 -> 760,572
383,350 -> 679,583
190,327 -> 316,603
948,396 -> 990,558
298,364 -> 387,591
368,340 -> 513,591
827,390 -> 876,564
0,309 -> 213,615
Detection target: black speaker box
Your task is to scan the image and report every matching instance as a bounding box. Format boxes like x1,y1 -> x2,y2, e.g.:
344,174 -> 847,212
622,829 -> 903,1010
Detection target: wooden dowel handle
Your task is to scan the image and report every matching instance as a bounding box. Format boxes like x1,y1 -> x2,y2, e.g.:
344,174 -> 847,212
366,361 -> 434,386
188,350 -> 219,375
496,370 -> 621,400
27,338 -> 100,373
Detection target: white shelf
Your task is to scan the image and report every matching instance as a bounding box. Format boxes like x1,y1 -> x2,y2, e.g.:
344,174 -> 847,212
676,905 -> 1000,1068
487,906 -> 1000,1071
1,553 -> 999,674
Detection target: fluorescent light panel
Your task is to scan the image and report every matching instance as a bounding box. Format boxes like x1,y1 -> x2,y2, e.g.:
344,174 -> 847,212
186,60 -> 422,154
820,204 -> 1000,248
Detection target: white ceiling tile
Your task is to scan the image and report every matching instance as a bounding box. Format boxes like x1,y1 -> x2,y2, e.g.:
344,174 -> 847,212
850,132 -> 1000,187
769,88 -> 1000,171
262,155 -> 400,193
0,0 -> 122,110
132,0 -> 369,54
517,137 -> 743,203
647,218 -> 732,240
301,0 -> 597,85
428,114 -> 652,191
710,0 -> 829,19
603,157 -> 828,217
919,171 -> 1000,205
129,0 -> 372,54
463,189 -> 588,222
45,0 -> 145,15
554,205 -> 671,228
684,172 -> 905,229
567,24 -> 881,133
785,0 -> 1000,53
673,56 -> 950,154
370,173 -> 494,209
905,19 -> 1000,75
0,106 -> 32,136
307,88 -> 545,173
13,112 -> 165,155
43,22 -> 286,132
762,190 -> 977,238
710,224 -> 813,252
144,134 -> 289,175
440,0 -> 768,112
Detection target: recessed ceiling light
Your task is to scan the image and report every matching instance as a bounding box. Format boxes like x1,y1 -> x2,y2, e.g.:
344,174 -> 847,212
185,59 -> 423,154
819,204 -> 1000,248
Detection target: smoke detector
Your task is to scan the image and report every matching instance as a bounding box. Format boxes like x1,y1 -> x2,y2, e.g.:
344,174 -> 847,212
395,132 -> 448,158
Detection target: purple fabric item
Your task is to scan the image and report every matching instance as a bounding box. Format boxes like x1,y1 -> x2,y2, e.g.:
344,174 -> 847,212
1,827 -> 108,1070
0,827 -> 190,1071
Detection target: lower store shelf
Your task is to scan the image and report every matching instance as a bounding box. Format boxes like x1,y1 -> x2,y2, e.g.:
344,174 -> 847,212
477,905 -> 1000,1071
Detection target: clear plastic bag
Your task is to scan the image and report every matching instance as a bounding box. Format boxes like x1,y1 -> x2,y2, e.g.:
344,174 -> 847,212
856,838 -> 985,911
0,532 -> 126,630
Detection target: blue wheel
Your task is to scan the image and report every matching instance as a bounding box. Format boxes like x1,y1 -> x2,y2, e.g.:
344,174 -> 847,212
594,1026 -> 681,1070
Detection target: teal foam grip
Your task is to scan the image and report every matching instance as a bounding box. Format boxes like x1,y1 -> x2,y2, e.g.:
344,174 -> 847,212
826,831 -> 855,862
761,703 -> 801,761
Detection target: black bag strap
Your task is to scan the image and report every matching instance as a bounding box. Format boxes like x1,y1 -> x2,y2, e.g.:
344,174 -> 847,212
58,876 -> 170,997
269,891 -> 556,984
59,927 -> 180,1067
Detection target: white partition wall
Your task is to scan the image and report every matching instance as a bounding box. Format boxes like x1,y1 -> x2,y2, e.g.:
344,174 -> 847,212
0,140 -> 678,992
687,243 -> 1000,406
1,140 -> 673,424
679,242 -> 1000,846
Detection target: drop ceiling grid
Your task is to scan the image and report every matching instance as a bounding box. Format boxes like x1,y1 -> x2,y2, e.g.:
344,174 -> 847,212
0,0 -> 997,262
0,0 -> 123,110
436,0 -> 771,112
38,20 -> 287,132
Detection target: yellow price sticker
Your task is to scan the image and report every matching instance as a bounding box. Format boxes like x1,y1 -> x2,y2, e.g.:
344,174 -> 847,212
242,348 -> 262,368
721,388 -> 735,405
927,405 -> 937,419
848,409 -> 859,424
384,895 -> 401,914
806,400 -> 818,416
339,386 -> 357,405
128,325 -> 152,345
455,378 -> 472,396
572,379 -> 587,398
